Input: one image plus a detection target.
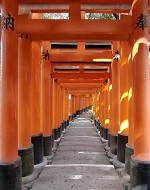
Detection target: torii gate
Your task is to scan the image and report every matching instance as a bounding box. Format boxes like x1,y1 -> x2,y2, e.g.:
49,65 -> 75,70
0,0 -> 150,189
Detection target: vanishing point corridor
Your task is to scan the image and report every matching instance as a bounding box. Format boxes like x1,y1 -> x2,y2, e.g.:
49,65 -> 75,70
25,111 -> 124,190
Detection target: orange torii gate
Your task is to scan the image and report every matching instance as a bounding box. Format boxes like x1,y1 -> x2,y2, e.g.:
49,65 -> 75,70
0,0 -> 150,189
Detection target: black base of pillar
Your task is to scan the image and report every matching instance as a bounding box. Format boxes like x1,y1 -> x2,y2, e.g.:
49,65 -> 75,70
62,122 -> 65,131
67,119 -> 69,127
110,134 -> 118,155
53,128 -> 58,140
117,133 -> 128,163
0,157 -> 22,190
31,133 -> 43,165
64,120 -> 67,129
51,133 -> 54,148
131,156 -> 150,189
108,133 -> 110,147
43,134 -> 53,156
94,119 -> 97,127
76,110 -> 80,115
96,120 -> 99,129
125,144 -> 134,175
100,126 -> 104,138
73,113 -> 76,118
18,144 -> 34,177
98,124 -> 102,134
69,115 -> 72,121
103,128 -> 109,140
60,124 -> 62,135
91,115 -> 94,120
57,126 -> 61,138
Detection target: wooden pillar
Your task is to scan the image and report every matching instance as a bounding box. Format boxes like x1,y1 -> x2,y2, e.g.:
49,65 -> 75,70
95,91 -> 98,122
109,42 -> 120,156
103,83 -> 109,140
99,85 -> 105,137
57,84 -> 62,138
131,0 -> 150,188
125,36 -> 134,175
49,67 -> 53,144
75,96 -> 80,115
92,94 -> 96,121
68,94 -> 72,120
52,80 -> 59,140
31,13 -> 43,165
31,40 -> 43,165
18,34 -> 34,177
62,88 -> 67,130
62,89 -> 66,121
60,87 -> 64,124
116,41 -> 129,164
82,96 -> 86,111
0,0 -> 22,189
40,41 -> 52,157
72,95 -> 76,118
52,79 -> 56,134
79,96 -> 82,113
100,85 -> 104,126
65,91 -> 69,126
108,80 -> 112,147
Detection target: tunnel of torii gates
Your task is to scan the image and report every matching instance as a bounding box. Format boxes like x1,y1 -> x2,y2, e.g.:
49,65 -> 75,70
1,0 -> 150,189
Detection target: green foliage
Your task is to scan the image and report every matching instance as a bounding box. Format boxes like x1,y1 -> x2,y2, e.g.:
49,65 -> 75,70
42,13 -> 69,19
85,13 -> 116,20
42,13 -> 116,20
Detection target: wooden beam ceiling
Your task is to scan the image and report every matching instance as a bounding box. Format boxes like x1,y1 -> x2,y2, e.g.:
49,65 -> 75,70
8,0 -> 134,4
50,52 -> 112,62
57,79 -> 105,83
17,15 -> 132,35
52,72 -> 110,79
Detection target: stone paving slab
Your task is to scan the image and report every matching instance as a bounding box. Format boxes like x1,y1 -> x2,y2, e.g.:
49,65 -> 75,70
31,164 -> 124,190
31,111 -> 124,190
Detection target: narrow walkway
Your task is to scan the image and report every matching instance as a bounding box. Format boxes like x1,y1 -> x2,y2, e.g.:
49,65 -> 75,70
31,111 -> 124,190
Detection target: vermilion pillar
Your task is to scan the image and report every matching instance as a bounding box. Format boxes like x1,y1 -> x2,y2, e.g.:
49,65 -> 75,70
109,42 -> 120,157
18,34 -> 34,177
49,67 -> 53,146
59,86 -> 63,135
62,89 -> 67,130
57,84 -> 62,138
79,96 -> 83,114
68,94 -> 72,121
31,40 -> 43,165
72,95 -> 76,119
0,0 -> 22,189
52,80 -> 59,140
99,85 -> 105,138
40,41 -> 52,157
125,36 -> 134,175
130,0 -> 150,188
52,79 -> 56,135
92,94 -> 96,122
108,79 -> 112,147
100,86 -> 104,126
30,13 -> 44,165
65,91 -> 69,127
75,96 -> 80,115
95,91 -> 99,123
116,41 -> 129,165
103,83 -> 109,140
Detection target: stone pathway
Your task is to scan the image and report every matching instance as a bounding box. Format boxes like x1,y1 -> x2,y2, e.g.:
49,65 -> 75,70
31,111 -> 124,190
